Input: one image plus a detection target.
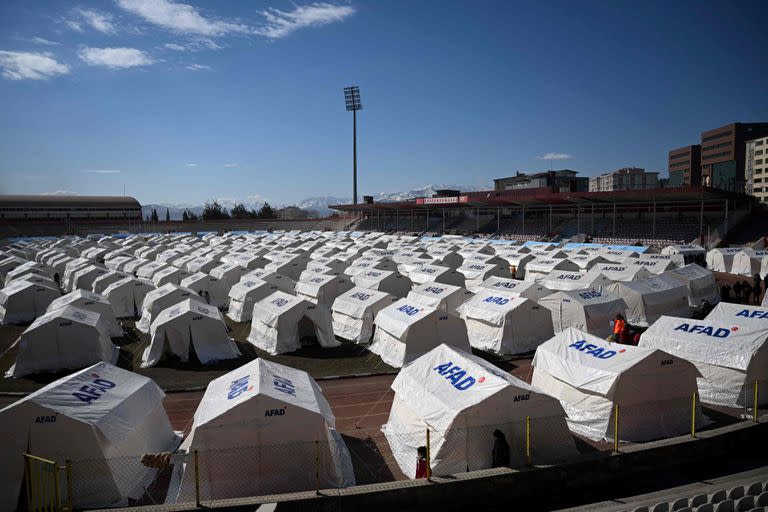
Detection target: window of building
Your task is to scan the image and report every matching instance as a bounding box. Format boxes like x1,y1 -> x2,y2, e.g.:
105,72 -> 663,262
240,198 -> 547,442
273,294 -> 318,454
756,149 -> 764,155
702,130 -> 732,143
703,151 -> 732,161
702,141 -> 732,152
756,140 -> 764,146
757,159 -> 764,165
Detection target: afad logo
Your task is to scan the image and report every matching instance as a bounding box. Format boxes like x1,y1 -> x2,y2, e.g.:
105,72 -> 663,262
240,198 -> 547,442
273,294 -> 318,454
736,309 -> 768,320
674,323 -> 733,338
433,362 -> 477,390
265,406 -> 287,417
397,304 -> 420,316
568,340 -> 619,359
71,373 -> 117,404
483,295 -> 510,305
227,375 -> 254,400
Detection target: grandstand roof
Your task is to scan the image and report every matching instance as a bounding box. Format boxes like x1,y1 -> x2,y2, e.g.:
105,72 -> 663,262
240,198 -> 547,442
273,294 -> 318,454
0,195 -> 141,209
330,186 -> 744,212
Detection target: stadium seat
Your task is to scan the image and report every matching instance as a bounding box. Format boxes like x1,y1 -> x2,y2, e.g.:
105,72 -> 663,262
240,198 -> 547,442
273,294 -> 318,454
633,507 -> 650,512
737,496 -> 756,512
711,491 -> 728,504
673,498 -> 691,510
690,495 -> 709,508
748,484 -> 765,497
714,500 -> 735,512
694,504 -> 714,512
730,487 -> 747,500
758,492 -> 768,506
653,503 -> 670,512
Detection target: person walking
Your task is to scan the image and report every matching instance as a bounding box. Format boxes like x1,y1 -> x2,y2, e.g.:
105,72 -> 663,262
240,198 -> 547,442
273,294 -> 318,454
415,446 -> 429,479
764,273 -> 768,303
612,314 -> 626,338
491,430 -> 510,468
734,281 -> 743,302
753,273 -> 762,305
742,281 -> 753,305
720,284 -> 731,302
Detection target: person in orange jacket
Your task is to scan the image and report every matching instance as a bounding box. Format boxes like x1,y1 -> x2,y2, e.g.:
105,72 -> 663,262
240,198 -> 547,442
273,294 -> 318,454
613,314 -> 626,337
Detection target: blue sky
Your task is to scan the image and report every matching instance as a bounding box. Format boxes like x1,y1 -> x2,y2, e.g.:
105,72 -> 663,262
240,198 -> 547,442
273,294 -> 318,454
1,0 -> 767,206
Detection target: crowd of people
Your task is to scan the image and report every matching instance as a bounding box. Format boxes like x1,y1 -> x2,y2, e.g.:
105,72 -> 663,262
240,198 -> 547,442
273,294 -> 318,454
720,273 -> 768,306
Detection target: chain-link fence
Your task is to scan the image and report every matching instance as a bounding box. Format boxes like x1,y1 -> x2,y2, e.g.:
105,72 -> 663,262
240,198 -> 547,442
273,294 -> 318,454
19,381 -> 762,511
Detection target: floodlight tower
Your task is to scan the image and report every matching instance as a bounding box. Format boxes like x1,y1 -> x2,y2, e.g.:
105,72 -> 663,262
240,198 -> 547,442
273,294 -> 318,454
344,85 -> 362,204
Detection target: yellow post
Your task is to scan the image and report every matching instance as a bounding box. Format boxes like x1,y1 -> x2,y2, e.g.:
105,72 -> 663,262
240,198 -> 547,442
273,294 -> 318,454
425,428 -> 432,480
194,450 -> 200,508
754,380 -> 759,423
525,416 -> 532,466
613,405 -> 620,453
65,460 -> 73,512
315,440 -> 320,495
691,392 -> 697,438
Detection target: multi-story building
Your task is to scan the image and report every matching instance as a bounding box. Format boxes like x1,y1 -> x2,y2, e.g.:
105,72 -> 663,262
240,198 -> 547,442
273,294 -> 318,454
493,170 -> 588,193
588,167 -> 659,192
668,145 -> 701,186
700,122 -> 768,192
746,136 -> 768,203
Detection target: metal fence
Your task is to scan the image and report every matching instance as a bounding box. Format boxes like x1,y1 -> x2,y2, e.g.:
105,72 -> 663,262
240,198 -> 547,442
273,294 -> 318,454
19,383 -> 761,512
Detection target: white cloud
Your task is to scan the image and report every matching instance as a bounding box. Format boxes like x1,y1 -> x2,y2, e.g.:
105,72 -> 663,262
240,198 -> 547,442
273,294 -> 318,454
25,37 -> 61,46
78,47 -> 156,69
186,63 -> 210,71
77,8 -> 117,34
163,43 -> 186,51
64,19 -> 84,32
537,152 -> 573,160
117,0 -> 251,36
83,169 -> 121,174
185,163 -> 199,167
223,163 -> 238,167
163,39 -> 222,52
255,3 -> 355,39
0,51 -> 70,80
43,190 -> 79,196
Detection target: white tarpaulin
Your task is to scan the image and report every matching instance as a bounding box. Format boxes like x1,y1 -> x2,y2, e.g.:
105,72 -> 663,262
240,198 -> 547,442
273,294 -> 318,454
640,306 -> 768,407
663,264 -> 719,306
352,269 -> 412,297
47,289 -> 123,337
0,362 -> 179,511
539,289 -> 627,338
331,287 -> 396,343
0,279 -> 60,325
603,275 -> 691,327
181,272 -> 229,309
408,264 -> 466,287
478,276 -> 553,301
247,291 -> 338,354
151,266 -> 190,287
456,262 -> 513,292
142,298 -> 240,367
591,263 -> 650,282
136,283 -> 198,333
540,270 -> 613,291
407,283 -> 473,348
226,278 -> 281,322
7,306 -> 119,378
168,359 -> 353,501
458,289 -> 554,354
92,270 -> 129,294
369,298 -> 470,368
383,344 -> 576,476
731,249 -> 768,277
103,277 -> 154,318
524,258 -> 579,282
532,327 -> 701,441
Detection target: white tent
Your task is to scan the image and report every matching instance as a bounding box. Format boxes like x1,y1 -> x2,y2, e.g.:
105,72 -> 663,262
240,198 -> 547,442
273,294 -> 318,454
168,358 -> 353,501
369,297 -> 470,368
540,270 -> 613,291
265,253 -> 310,281
408,264 -> 466,287
136,283 -> 199,333
407,283 -> 473,348
662,244 -> 705,258
663,264 -> 720,306
352,269 -> 412,297
4,261 -> 52,286
239,268 -> 296,294
181,272 -> 229,309
92,270 -> 129,294
331,287 -> 396,343
640,307 -> 768,407
105,255 -> 135,272
103,276 -> 154,318
210,262 -> 247,289
591,263 -> 651,282
247,291 -> 339,354
567,254 -> 610,271
0,256 -> 28,281
71,265 -> 110,293
185,256 -> 221,274
495,252 -> 534,278
599,248 -> 639,263
731,249 -> 768,277
383,344 -> 576,476
344,256 -> 397,277
456,262 -> 513,293
226,278 -> 282,322
151,266 -> 190,287
459,289 -> 554,354
0,279 -> 60,325
135,261 -> 169,281
539,289 -> 627,338
478,276 -> 553,301
622,257 -> 677,275
0,362 -> 179,511
7,306 -> 119,378
706,247 -> 743,273
295,274 -> 354,309
524,258 -> 579,282
47,289 -> 123,337
62,258 -> 93,291
142,299 -> 240,367
532,328 -> 701,441
603,275 -> 691,327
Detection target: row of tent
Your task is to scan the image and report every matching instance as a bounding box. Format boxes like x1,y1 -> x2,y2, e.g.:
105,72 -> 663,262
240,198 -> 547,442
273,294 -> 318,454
706,247 -> 768,276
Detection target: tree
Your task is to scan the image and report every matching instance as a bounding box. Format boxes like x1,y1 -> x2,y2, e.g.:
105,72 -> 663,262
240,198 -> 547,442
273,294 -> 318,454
151,208 -> 159,222
202,200 -> 230,220
186,210 -> 199,221
230,202 -> 249,219
165,208 -> 170,222
257,202 -> 276,219
182,210 -> 188,222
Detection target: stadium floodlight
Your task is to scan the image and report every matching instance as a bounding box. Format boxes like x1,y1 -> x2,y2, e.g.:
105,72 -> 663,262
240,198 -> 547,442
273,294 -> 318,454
343,85 -> 362,204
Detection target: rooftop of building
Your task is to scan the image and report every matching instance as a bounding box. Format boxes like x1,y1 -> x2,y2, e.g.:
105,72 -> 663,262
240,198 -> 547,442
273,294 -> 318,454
0,195 -> 142,209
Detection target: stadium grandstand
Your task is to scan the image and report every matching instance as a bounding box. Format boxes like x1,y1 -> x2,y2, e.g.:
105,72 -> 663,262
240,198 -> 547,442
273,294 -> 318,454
332,186 -> 756,248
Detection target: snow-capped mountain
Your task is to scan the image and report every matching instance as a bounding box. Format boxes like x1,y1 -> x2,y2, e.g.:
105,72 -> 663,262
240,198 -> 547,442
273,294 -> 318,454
142,184 -> 491,219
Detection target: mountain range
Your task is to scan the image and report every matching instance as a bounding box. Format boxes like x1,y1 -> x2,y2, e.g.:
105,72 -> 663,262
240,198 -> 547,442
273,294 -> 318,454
142,183 -> 491,220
